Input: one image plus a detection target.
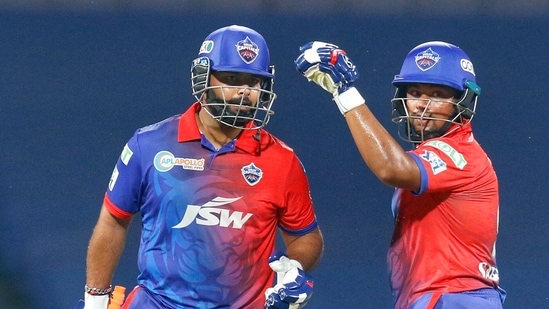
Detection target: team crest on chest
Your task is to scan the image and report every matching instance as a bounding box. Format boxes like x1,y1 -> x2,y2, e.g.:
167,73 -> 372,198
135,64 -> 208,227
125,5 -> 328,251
241,162 -> 263,186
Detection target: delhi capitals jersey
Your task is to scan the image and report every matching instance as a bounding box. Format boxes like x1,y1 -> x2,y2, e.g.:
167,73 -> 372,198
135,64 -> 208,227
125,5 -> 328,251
104,103 -> 318,308
388,124 -> 502,309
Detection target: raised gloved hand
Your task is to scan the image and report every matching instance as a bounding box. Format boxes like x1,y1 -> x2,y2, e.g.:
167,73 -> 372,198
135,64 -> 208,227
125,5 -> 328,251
264,251 -> 314,309
295,41 -> 365,115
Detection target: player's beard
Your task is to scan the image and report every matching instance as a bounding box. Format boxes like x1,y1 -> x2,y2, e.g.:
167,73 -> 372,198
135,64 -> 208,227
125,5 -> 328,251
204,89 -> 255,128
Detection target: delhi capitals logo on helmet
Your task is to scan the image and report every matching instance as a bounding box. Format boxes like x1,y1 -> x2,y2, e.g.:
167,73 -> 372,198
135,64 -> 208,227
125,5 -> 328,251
415,47 -> 441,71
241,162 -> 263,186
235,37 -> 259,64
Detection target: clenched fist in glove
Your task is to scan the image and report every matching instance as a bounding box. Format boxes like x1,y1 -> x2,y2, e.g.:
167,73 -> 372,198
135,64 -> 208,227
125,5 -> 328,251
295,41 -> 365,115
264,251 -> 314,309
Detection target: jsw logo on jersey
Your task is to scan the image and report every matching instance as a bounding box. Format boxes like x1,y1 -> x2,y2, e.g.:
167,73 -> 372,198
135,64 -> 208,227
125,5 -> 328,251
479,262 -> 500,282
172,196 -> 253,229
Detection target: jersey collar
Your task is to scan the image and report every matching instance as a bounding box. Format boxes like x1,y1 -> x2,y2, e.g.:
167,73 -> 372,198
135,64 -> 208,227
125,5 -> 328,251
177,102 -> 271,154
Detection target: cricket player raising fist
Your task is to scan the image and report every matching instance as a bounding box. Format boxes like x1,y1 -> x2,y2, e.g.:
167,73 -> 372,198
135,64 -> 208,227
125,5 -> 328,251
295,40 -> 506,308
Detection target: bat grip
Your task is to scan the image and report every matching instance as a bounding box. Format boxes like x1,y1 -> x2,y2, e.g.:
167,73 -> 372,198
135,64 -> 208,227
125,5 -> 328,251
107,286 -> 126,309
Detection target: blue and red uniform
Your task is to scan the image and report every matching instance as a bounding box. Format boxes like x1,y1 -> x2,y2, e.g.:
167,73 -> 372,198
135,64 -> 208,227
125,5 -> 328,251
388,124 -> 504,309
104,102 -> 318,308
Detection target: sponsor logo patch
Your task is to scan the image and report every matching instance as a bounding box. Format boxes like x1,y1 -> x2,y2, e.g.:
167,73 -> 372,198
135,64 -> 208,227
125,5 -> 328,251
108,166 -> 119,191
419,150 -> 447,175
199,40 -> 214,54
424,140 -> 467,169
479,262 -> 500,281
153,151 -> 205,172
120,144 -> 133,166
460,58 -> 476,76
172,196 -> 253,229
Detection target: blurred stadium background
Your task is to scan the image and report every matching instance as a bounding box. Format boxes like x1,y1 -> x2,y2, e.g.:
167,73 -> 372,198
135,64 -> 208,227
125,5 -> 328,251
1,1 -> 548,308
1,0 -> 549,15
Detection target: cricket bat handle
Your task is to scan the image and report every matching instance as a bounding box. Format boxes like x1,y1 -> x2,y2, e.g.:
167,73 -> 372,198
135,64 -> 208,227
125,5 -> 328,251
107,286 -> 126,309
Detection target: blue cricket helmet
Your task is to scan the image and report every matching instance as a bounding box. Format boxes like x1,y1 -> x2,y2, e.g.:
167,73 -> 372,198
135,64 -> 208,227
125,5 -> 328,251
197,25 -> 274,78
390,41 -> 482,143
190,25 -> 276,130
392,41 -> 479,93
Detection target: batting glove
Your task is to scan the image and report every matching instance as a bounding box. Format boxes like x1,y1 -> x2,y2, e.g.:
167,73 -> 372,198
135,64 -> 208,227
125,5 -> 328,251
82,294 -> 109,309
295,41 -> 365,115
264,251 -> 314,309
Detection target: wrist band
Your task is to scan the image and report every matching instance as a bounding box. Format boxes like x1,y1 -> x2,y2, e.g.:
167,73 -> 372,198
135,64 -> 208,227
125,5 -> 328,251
333,87 -> 365,115
85,284 -> 113,295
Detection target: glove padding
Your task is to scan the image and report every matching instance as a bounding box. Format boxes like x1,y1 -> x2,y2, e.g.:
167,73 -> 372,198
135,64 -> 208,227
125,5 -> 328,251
264,251 -> 314,309
295,41 -> 359,94
295,41 -> 365,115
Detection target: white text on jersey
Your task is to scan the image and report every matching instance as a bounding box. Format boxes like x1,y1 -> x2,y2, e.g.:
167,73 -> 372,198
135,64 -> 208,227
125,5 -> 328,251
172,196 -> 253,229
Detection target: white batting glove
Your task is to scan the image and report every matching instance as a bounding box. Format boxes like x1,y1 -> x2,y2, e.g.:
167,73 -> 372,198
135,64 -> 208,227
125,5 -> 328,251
264,251 -> 314,309
83,293 -> 109,309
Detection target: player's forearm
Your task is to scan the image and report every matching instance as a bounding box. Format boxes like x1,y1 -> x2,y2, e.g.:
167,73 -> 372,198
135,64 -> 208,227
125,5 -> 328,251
345,104 -> 420,190
86,206 -> 131,288
283,228 -> 324,272
86,236 -> 124,287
